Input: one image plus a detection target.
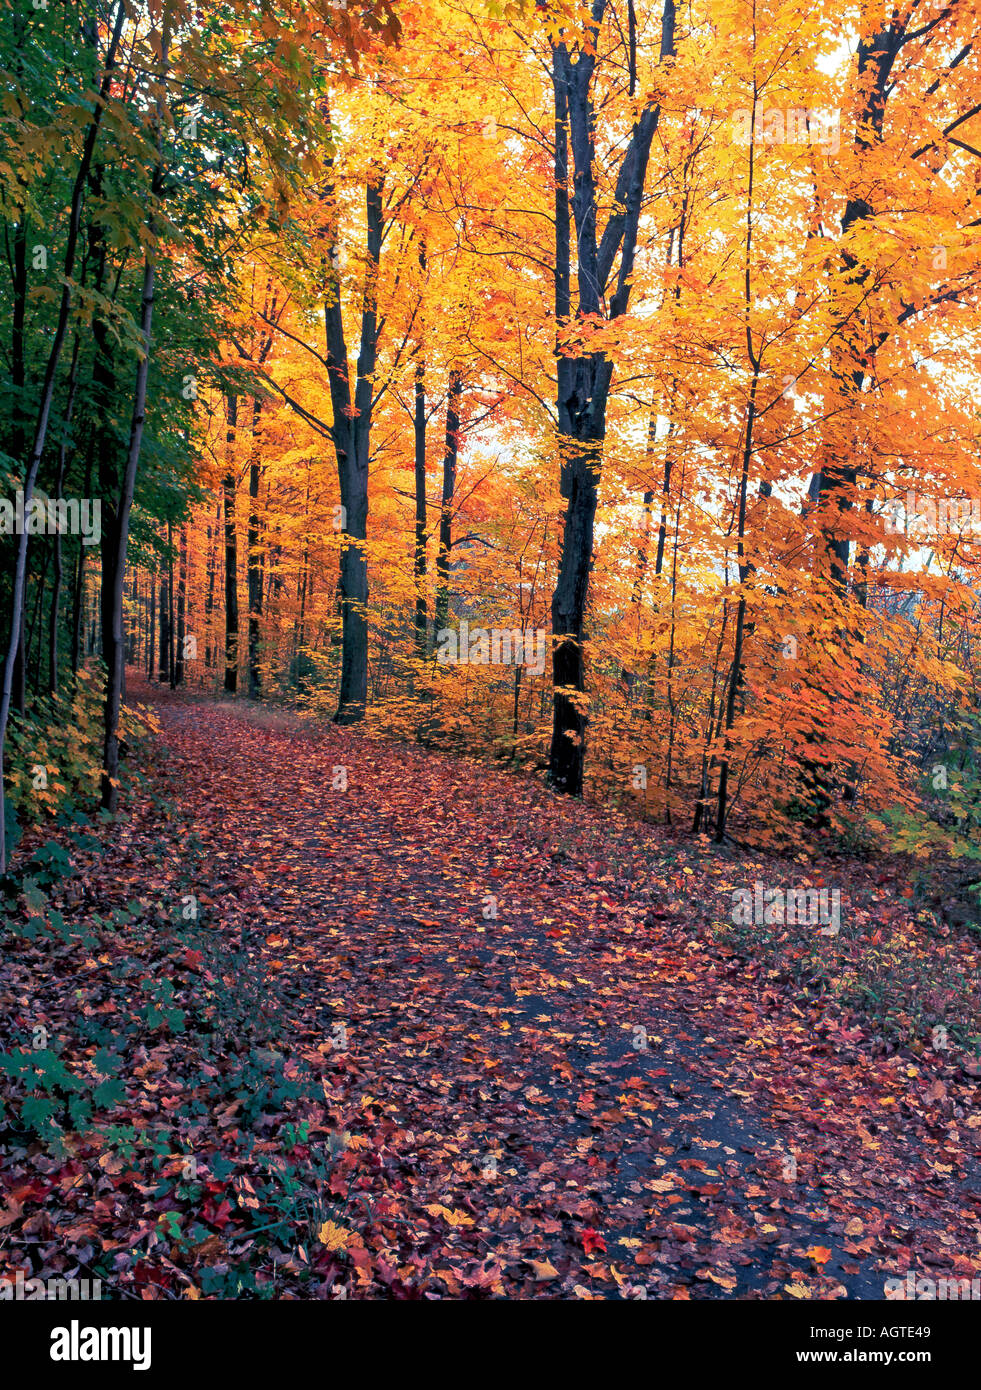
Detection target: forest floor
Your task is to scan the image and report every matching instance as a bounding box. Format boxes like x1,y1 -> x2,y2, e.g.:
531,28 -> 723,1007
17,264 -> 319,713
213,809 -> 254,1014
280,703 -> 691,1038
1,678 -> 980,1299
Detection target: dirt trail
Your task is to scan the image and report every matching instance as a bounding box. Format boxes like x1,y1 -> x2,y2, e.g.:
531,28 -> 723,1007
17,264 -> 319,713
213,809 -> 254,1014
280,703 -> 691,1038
149,690 -> 981,1298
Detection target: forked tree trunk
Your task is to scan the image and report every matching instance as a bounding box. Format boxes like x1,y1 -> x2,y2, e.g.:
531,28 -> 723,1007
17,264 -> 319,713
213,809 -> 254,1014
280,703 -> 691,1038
325,175 -> 383,724
547,0 -> 675,796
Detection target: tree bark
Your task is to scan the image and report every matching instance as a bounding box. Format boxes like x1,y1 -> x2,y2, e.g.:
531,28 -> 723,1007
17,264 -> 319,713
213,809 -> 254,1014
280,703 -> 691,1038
434,371 -> 462,636
158,572 -> 170,684
176,524 -> 187,686
547,0 -> 675,796
413,356 -> 428,657
146,572 -> 155,679
102,245 -> 158,809
247,399 -> 264,697
164,519 -> 174,689
223,395 -> 239,694
325,175 -> 384,724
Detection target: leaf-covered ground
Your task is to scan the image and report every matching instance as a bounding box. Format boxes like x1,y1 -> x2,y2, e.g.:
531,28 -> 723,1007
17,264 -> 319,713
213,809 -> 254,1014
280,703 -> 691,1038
1,683 -> 979,1299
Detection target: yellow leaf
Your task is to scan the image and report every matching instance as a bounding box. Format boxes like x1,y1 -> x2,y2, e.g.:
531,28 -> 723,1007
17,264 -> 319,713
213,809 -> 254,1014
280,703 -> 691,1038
317,1220 -> 350,1250
424,1203 -> 474,1227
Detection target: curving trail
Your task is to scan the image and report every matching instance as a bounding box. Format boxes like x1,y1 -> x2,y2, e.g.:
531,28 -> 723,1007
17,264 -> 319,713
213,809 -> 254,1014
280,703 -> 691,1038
142,687 -> 981,1299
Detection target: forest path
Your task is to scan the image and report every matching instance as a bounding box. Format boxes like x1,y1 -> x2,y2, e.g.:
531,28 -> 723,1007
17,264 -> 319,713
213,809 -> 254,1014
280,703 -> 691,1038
151,689 -> 981,1299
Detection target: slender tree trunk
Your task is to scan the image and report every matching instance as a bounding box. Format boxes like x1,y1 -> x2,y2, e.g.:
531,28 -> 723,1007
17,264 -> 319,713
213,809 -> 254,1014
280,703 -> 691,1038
71,547 -> 85,676
27,549 -> 50,694
434,371 -> 462,636
167,519 -> 176,691
176,524 -> 187,686
715,386 -> 759,840
247,399 -> 264,697
293,550 -> 306,686
692,597 -> 730,833
413,356 -> 428,658
223,396 -> 239,694
158,573 -> 170,684
204,500 -> 219,668
102,242 -> 158,809
146,573 -> 155,679
12,577 -> 27,715
126,572 -> 138,665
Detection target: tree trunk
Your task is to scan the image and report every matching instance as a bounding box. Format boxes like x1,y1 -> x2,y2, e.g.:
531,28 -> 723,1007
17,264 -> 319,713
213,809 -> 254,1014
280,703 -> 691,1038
223,395 -> 239,694
175,524 -> 186,686
11,577 -> 27,716
27,548 -> 50,695
204,499 -> 219,668
434,371 -> 462,636
325,176 -> 383,724
102,242 -> 157,810
546,0 -> 675,796
413,356 -> 428,658
167,519 -> 176,690
247,398 -> 264,697
147,572 -> 155,679
158,572 -> 170,684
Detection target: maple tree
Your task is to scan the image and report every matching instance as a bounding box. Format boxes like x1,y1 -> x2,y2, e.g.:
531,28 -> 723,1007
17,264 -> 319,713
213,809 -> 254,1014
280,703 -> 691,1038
0,0 -> 980,1323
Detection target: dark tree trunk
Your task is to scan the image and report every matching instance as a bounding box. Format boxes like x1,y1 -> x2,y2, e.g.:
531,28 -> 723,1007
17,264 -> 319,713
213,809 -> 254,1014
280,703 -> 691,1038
714,387 -> 758,841
434,371 -> 462,636
71,545 -> 85,676
27,548 -> 50,695
175,524 -> 186,686
546,0 -> 675,796
12,577 -> 27,715
94,265 -> 120,708
103,242 -> 157,809
146,573 -> 155,679
413,357 -> 428,657
324,176 -> 384,724
126,571 -> 138,665
204,500 -> 219,668
295,542 -> 308,684
158,572 -> 170,684
70,449 -> 93,677
167,519 -> 176,690
223,395 -> 239,694
247,398 -> 264,697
